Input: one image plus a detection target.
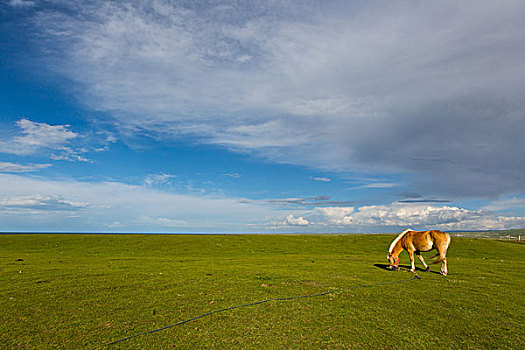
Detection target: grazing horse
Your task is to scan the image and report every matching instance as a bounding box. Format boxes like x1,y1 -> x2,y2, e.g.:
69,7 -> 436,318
387,229 -> 451,275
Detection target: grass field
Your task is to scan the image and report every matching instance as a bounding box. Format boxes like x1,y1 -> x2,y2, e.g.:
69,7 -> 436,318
1,233 -> 523,349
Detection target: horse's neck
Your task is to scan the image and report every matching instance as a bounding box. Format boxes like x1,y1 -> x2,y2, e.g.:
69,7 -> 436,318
389,231 -> 408,255
390,242 -> 404,257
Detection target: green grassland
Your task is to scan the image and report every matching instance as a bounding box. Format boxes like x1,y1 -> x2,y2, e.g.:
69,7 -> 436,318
1,234 -> 523,349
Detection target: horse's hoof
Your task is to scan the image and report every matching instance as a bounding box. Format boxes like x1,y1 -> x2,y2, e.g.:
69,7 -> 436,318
425,267 -> 430,272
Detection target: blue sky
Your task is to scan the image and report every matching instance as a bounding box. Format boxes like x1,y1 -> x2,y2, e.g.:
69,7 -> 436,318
1,0 -> 525,233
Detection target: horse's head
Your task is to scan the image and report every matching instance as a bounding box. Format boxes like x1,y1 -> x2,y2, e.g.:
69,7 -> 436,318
387,252 -> 399,271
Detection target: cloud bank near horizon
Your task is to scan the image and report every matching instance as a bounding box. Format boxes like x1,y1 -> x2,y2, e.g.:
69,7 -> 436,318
0,173 -> 523,233
273,204 -> 525,232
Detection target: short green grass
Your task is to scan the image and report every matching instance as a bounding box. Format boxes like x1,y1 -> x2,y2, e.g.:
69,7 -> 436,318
1,234 -> 523,349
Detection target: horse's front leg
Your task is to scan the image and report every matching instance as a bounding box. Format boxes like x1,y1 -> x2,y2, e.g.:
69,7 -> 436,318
408,249 -> 416,272
417,253 -> 430,272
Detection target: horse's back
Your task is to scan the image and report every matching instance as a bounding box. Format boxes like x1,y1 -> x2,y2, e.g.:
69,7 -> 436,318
408,230 -> 434,251
404,230 -> 450,252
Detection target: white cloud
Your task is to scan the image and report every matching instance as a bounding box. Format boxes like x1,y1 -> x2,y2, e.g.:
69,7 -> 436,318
273,203 -> 525,232
8,0 -> 35,7
0,174 -> 278,232
267,214 -> 310,228
224,172 -> 241,179
0,162 -> 52,173
144,173 -> 176,186
312,207 -> 355,225
0,118 -> 78,156
138,216 -> 190,228
284,214 -> 309,226
0,194 -> 88,213
0,173 -> 523,232
313,177 -> 331,182
49,147 -> 92,162
265,196 -> 354,208
16,1 -> 525,198
15,118 -> 76,149
482,197 -> 525,212
348,183 -> 398,190
214,120 -> 314,149
0,118 -> 114,162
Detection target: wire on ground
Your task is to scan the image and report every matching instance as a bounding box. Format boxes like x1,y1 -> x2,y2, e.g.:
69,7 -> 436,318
106,274 -> 421,346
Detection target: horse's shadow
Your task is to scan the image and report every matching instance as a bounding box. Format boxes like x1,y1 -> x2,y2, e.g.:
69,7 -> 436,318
373,263 -> 442,275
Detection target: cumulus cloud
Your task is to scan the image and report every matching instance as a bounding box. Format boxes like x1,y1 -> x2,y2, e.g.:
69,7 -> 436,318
12,1 -> 525,199
284,214 -> 309,226
274,203 -> 525,232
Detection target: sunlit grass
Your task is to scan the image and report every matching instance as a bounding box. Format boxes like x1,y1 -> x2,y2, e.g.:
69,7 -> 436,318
1,234 -> 523,349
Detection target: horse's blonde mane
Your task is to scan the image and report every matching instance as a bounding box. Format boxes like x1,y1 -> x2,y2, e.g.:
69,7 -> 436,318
389,228 -> 412,253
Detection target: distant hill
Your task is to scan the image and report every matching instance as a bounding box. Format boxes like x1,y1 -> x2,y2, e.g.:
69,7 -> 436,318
450,228 -> 525,240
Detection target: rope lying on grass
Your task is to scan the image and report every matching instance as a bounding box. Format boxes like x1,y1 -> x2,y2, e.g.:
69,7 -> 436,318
106,274 -> 421,346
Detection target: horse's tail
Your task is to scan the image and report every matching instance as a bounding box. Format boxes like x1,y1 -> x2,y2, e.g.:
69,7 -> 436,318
431,257 -> 446,264
429,253 -> 446,264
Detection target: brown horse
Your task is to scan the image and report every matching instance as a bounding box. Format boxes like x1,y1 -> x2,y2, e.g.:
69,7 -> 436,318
387,229 -> 451,275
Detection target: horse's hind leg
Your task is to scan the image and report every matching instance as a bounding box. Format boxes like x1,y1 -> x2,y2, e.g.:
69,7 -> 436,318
440,249 -> 448,275
440,256 -> 448,276
417,253 -> 430,272
437,247 -> 448,275
430,250 -> 448,275
439,234 -> 451,276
